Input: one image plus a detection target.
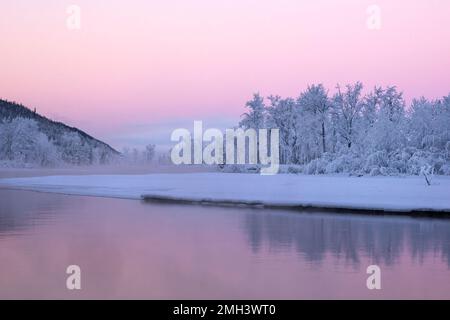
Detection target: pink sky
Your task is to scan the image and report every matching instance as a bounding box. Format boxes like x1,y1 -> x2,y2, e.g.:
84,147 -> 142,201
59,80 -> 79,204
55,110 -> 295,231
1,0 -> 450,148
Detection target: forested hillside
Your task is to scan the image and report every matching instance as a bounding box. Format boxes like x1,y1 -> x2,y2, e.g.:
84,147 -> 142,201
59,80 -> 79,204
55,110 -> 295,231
0,99 -> 119,167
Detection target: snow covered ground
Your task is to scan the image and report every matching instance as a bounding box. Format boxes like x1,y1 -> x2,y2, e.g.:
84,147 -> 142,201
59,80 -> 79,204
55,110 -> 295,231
0,173 -> 449,213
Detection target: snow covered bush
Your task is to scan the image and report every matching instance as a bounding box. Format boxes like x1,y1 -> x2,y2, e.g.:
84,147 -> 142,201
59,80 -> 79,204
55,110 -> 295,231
305,157 -> 328,174
219,164 -> 261,174
440,164 -> 450,175
363,151 -> 388,172
287,165 -> 303,174
325,154 -> 362,174
379,166 -> 399,176
369,167 -> 382,176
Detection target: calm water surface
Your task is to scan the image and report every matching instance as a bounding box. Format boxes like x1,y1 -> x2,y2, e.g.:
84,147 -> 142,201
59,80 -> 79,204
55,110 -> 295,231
0,189 -> 449,299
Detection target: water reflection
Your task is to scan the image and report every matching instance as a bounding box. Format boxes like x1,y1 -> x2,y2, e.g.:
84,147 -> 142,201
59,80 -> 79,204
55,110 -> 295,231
1,188 -> 450,299
243,211 -> 450,267
2,188 -> 450,268
0,189 -> 64,237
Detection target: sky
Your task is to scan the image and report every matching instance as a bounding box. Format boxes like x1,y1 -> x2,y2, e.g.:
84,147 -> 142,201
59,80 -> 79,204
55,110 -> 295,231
1,0 -> 450,149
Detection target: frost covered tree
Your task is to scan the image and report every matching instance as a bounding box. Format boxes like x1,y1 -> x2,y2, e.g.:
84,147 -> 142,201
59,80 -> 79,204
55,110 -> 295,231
34,134 -> 60,166
234,83 -> 450,176
239,93 -> 266,130
132,148 -> 140,163
0,99 -> 119,167
0,118 -> 60,166
238,93 -> 267,163
331,82 -> 364,150
361,87 -> 384,131
144,144 -> 156,163
408,96 -> 450,150
118,144 -> 157,164
365,86 -> 406,154
266,95 -> 299,164
60,132 -> 91,165
297,84 -> 331,153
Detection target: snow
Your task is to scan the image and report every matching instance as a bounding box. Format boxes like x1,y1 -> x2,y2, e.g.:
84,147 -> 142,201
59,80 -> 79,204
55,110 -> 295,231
237,85 -> 450,176
0,173 -> 449,213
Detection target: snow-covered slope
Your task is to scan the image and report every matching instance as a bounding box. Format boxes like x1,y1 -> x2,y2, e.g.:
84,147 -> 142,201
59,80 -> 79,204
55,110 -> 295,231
0,173 -> 449,213
0,99 -> 119,166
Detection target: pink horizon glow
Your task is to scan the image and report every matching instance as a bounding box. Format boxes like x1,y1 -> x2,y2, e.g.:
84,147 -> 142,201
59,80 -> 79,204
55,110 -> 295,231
1,0 -> 450,148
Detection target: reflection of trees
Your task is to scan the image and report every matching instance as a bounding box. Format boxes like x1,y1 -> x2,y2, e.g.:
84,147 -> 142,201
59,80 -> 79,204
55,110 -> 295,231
243,211 -> 450,267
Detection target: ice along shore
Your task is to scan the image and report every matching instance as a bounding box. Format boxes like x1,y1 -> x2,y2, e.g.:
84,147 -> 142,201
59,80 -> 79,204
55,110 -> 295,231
0,173 -> 449,216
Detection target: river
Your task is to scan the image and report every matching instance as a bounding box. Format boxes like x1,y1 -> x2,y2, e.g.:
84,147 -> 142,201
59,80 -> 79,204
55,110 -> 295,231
0,189 -> 449,299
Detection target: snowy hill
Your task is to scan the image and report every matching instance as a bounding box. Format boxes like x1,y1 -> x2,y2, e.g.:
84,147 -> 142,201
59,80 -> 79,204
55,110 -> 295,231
0,99 -> 119,167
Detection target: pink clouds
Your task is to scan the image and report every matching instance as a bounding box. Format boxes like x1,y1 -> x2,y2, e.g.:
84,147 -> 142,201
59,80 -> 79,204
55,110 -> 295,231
1,0 -> 449,146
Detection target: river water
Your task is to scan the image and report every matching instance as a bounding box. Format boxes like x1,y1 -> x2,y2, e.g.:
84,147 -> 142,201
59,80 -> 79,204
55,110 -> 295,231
0,189 -> 449,299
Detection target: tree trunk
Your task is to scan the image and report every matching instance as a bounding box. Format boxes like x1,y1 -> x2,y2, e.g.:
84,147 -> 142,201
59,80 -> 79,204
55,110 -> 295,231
321,122 -> 326,153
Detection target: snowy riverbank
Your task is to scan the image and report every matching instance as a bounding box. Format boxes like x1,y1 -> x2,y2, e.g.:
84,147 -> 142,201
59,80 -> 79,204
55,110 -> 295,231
0,173 -> 449,214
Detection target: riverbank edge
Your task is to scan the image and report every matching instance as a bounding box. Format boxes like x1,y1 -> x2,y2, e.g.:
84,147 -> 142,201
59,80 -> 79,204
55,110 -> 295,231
141,194 -> 450,218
